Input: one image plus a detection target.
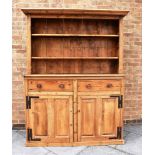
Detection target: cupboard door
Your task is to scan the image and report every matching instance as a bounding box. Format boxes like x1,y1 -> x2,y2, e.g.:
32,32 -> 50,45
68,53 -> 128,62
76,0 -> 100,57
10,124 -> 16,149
97,96 -> 121,139
77,96 -> 122,142
27,96 -> 73,143
77,96 -> 97,141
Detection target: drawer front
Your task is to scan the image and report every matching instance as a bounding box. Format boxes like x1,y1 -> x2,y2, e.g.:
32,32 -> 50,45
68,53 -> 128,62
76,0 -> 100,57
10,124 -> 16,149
28,80 -> 73,92
78,80 -> 121,92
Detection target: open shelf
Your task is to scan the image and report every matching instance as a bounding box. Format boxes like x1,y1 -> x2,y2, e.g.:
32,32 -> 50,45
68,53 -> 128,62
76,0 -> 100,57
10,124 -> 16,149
31,18 -> 119,35
31,18 -> 120,74
32,34 -> 119,37
31,59 -> 118,74
32,57 -> 119,60
32,37 -> 119,58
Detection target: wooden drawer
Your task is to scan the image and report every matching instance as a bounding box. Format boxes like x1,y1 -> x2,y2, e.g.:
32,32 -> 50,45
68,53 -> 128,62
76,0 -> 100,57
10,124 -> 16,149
28,80 -> 73,92
78,80 -> 121,92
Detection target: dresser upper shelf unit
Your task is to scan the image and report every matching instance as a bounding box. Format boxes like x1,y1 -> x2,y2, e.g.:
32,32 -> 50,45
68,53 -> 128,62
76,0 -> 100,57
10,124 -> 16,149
23,8 -> 129,75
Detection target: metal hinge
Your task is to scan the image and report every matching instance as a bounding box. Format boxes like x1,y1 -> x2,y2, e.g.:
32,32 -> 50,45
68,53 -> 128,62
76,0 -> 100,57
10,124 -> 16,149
117,127 -> 122,139
26,96 -> 39,109
109,127 -> 122,139
110,95 -> 123,108
27,128 -> 41,141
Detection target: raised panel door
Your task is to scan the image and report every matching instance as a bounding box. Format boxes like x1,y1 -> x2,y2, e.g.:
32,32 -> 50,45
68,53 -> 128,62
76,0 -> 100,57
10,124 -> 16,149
77,96 -> 122,142
27,96 -> 73,143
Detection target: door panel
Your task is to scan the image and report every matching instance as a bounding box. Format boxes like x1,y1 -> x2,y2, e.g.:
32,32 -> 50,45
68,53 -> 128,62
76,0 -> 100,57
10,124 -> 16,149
81,98 -> 96,136
54,98 -> 70,137
78,96 -> 97,141
78,96 -> 121,142
28,96 -> 73,143
32,99 -> 48,136
99,97 -> 119,137
102,99 -> 116,135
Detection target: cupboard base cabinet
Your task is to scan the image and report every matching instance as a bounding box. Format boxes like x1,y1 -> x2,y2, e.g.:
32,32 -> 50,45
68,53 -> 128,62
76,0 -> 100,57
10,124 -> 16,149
25,78 -> 124,146
22,9 -> 128,146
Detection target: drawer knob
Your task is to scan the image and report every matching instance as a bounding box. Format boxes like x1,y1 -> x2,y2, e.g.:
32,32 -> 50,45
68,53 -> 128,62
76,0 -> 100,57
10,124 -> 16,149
107,83 -> 113,88
86,84 -> 92,89
59,84 -> 65,89
37,84 -> 42,89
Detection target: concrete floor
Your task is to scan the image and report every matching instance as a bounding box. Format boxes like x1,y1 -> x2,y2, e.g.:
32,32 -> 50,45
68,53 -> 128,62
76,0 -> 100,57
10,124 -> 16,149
12,123 -> 142,155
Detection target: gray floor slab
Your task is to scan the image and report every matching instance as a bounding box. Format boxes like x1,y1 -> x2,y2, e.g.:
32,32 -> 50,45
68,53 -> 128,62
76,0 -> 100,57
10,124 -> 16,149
12,130 -> 21,143
17,130 -> 26,138
78,146 -> 129,155
12,131 -> 49,155
46,152 -> 59,155
116,133 -> 142,155
12,123 -> 142,155
124,123 -> 142,135
44,146 -> 87,155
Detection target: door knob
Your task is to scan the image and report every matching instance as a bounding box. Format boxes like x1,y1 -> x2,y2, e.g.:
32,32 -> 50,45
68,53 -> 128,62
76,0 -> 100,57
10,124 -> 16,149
37,84 -> 42,89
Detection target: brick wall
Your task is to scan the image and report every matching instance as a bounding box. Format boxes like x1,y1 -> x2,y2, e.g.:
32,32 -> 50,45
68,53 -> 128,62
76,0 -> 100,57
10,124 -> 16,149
12,0 -> 142,125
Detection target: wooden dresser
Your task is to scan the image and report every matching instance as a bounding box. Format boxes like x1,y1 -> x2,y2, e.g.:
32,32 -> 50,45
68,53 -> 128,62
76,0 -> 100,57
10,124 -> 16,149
22,9 -> 128,146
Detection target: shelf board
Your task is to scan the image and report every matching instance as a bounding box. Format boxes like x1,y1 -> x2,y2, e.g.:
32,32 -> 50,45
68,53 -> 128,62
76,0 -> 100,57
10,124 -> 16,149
31,34 -> 119,37
32,57 -> 119,60
24,74 -> 125,80
24,74 -> 125,77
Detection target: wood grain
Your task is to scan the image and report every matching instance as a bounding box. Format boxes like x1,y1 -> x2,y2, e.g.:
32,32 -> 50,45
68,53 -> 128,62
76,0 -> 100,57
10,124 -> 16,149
22,8 -> 129,16
28,96 -> 73,143
77,96 -> 121,141
78,80 -> 121,92
28,80 -> 73,92
26,15 -> 31,74
119,18 -> 124,73
24,8 -> 127,146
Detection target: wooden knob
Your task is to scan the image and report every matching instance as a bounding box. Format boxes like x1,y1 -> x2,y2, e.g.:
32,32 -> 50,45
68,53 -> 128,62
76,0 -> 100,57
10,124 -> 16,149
86,84 -> 92,89
37,84 -> 42,89
106,83 -> 113,88
59,84 -> 65,89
